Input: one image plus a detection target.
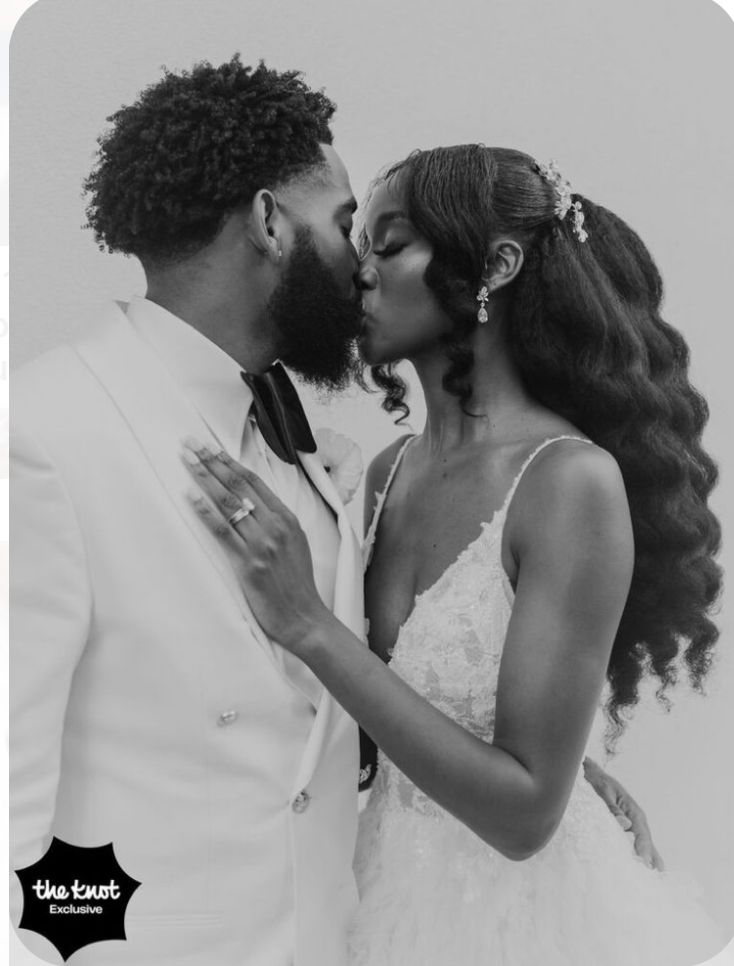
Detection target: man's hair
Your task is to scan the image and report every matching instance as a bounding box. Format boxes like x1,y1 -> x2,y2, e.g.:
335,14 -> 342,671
83,55 -> 336,263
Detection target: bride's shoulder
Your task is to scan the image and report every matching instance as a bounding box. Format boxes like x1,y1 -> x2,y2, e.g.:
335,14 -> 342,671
509,440 -> 630,543
526,439 -> 622,495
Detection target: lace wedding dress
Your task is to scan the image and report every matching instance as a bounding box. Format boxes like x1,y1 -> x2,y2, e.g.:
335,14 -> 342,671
350,436 -> 722,966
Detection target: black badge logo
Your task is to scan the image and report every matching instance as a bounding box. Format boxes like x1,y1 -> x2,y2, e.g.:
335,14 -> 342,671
15,838 -> 141,961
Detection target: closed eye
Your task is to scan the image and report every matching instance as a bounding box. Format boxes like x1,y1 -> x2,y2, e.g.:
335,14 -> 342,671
372,243 -> 405,258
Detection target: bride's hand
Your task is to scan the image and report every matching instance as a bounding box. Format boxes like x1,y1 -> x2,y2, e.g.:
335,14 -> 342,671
182,441 -> 332,654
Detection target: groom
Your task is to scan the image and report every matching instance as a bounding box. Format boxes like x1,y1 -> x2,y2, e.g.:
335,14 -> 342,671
11,56 -> 657,966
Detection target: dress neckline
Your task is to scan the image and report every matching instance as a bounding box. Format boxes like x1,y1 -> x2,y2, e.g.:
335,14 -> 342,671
364,434 -> 593,651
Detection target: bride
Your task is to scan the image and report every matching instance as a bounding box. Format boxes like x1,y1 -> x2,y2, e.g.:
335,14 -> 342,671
187,145 -> 723,964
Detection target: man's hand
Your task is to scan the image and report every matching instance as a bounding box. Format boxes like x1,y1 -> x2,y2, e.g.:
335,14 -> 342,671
183,441 -> 332,654
583,757 -> 665,870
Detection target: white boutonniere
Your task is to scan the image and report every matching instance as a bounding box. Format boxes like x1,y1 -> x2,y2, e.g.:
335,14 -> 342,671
313,428 -> 363,504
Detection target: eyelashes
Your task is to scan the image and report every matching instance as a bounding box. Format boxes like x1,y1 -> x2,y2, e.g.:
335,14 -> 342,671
372,243 -> 406,259
359,231 -> 411,260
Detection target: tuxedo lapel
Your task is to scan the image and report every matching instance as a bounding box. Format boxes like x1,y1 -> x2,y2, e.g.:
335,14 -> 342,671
75,301 -> 287,672
297,450 -> 364,635
290,448 -> 365,794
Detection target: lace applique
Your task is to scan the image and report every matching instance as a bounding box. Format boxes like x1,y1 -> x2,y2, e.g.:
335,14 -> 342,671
377,517 -> 511,813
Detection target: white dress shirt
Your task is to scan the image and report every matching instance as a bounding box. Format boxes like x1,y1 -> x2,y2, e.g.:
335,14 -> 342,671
126,295 -> 339,705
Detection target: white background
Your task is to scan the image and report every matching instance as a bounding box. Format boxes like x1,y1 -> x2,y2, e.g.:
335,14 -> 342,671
4,0 -> 734,962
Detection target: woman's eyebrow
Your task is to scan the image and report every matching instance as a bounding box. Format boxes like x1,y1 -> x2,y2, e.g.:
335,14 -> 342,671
360,210 -> 411,253
370,210 -> 411,234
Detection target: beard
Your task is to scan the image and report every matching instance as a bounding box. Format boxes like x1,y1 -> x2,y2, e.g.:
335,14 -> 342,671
267,226 -> 364,392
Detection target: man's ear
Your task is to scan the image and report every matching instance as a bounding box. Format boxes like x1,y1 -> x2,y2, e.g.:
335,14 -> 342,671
484,239 -> 524,294
249,189 -> 283,261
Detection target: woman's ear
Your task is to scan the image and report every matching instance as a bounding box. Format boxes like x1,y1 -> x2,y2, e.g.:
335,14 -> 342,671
484,239 -> 524,293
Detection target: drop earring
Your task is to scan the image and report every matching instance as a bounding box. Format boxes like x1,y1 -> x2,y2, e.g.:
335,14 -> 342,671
476,285 -> 489,324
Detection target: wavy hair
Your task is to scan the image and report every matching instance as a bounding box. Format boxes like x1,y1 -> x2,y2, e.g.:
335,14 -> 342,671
367,145 -> 722,738
83,55 -> 336,264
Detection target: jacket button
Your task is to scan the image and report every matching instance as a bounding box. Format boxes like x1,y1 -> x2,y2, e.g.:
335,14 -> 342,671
217,710 -> 238,726
292,790 -> 310,813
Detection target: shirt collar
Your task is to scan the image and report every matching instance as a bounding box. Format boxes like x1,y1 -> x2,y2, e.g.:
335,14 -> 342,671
125,295 -> 252,457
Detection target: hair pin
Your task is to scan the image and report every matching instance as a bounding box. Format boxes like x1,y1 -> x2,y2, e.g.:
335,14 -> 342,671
535,159 -> 588,242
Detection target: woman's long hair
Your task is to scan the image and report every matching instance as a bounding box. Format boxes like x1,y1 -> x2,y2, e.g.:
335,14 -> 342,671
367,145 -> 722,738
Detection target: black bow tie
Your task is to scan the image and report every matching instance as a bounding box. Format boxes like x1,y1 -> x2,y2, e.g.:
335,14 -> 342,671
240,363 -> 317,465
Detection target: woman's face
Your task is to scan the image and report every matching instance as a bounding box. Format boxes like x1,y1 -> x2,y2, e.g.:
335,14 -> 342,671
357,178 -> 452,367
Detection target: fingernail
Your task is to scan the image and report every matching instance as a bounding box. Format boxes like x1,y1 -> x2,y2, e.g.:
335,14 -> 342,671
184,437 -> 214,460
181,449 -> 200,466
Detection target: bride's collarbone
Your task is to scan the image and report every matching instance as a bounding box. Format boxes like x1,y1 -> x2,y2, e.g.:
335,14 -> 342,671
376,471 -> 501,569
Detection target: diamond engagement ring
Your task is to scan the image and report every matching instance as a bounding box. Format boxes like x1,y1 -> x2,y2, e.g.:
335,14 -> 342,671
227,498 -> 255,527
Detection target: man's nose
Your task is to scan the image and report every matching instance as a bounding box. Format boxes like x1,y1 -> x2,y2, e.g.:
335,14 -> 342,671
357,263 -> 378,290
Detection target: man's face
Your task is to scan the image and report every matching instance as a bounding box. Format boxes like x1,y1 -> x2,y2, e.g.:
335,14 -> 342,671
267,145 -> 364,390
283,144 -> 360,299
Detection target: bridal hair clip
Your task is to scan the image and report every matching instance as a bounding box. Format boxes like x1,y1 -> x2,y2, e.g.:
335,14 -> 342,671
535,159 -> 589,243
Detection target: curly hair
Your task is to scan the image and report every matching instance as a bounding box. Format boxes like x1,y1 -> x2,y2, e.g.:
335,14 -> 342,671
83,55 -> 336,263
366,145 -> 722,739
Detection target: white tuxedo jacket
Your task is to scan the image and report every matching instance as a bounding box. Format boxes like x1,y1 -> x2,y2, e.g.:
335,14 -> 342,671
10,302 -> 364,966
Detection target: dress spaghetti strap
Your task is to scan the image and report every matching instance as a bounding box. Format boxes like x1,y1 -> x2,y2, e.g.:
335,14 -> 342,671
497,434 -> 593,521
363,435 -> 416,571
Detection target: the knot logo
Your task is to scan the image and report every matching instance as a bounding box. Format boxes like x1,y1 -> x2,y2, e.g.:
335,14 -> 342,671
15,838 -> 140,960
